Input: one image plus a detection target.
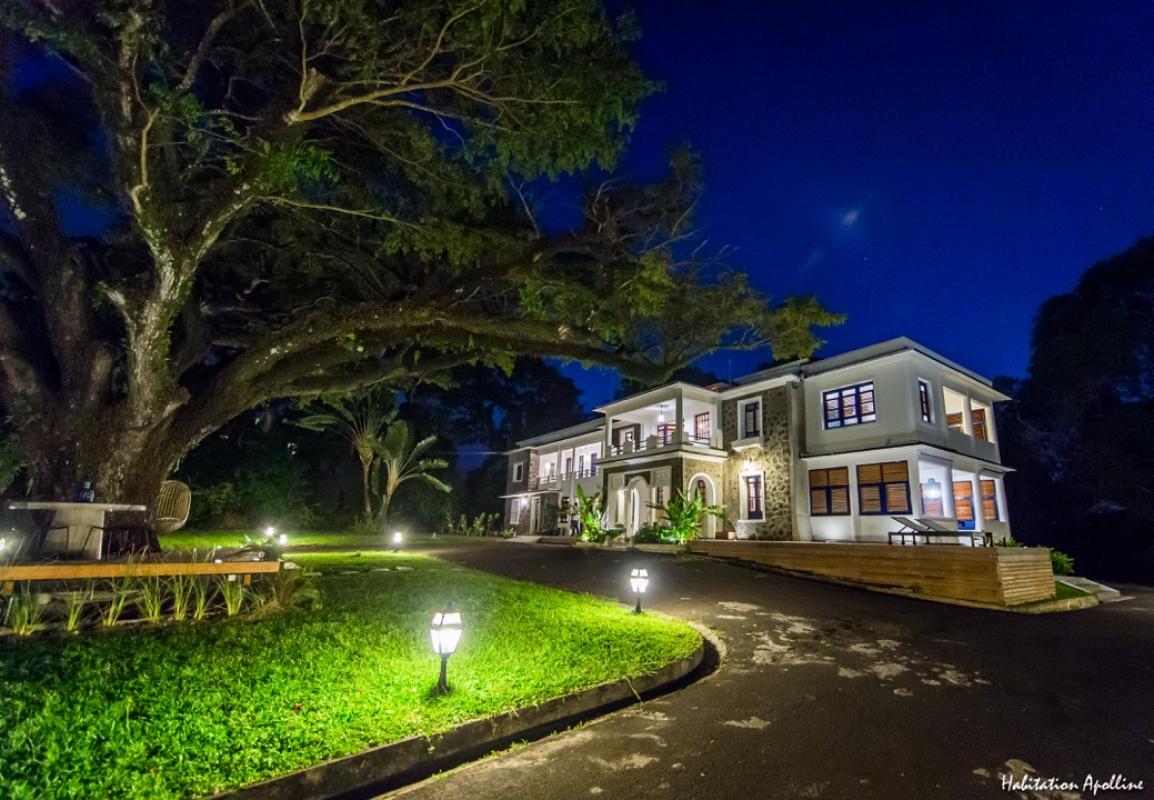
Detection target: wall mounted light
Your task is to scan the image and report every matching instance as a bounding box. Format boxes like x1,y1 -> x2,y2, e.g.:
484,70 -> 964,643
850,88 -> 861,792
924,478 -> 943,501
430,609 -> 462,694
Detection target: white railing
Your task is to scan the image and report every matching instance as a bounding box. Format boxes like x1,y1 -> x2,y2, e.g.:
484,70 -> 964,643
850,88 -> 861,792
608,432 -> 719,457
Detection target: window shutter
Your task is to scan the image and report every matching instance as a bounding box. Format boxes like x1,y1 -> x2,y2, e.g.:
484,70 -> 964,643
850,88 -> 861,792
857,464 -> 883,484
810,489 -> 829,515
830,487 -> 850,514
859,485 -> 882,513
882,461 -> 909,482
971,409 -> 988,441
829,467 -> 849,487
885,484 -> 911,513
809,469 -> 829,488
980,479 -> 998,520
953,481 -> 974,521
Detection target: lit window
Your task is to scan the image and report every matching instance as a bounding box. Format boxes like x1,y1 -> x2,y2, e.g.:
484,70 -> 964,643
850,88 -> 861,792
577,454 -> 585,477
589,453 -> 598,475
513,463 -> 524,482
655,486 -> 665,506
657,423 -> 677,445
980,479 -> 998,521
694,412 -> 712,441
918,380 -> 933,423
856,461 -> 911,515
823,382 -> 876,429
741,400 -> 761,438
809,467 -> 850,516
744,474 -> 764,520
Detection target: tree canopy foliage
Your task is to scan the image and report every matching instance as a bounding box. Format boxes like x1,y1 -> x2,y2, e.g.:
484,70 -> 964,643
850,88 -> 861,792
0,1 -> 839,500
997,236 -> 1154,580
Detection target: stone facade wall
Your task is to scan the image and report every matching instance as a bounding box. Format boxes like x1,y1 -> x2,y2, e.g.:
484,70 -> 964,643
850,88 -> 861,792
681,456 -> 728,539
719,387 -> 795,540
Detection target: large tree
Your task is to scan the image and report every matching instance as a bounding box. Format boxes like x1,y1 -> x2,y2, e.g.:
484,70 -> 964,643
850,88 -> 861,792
0,1 -> 838,504
996,236 -> 1154,580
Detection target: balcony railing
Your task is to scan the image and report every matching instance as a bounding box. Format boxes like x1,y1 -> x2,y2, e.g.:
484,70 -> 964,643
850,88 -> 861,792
607,432 -> 717,457
535,469 -> 599,487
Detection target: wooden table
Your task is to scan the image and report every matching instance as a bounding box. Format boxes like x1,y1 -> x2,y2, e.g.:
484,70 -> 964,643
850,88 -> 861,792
7,501 -> 148,561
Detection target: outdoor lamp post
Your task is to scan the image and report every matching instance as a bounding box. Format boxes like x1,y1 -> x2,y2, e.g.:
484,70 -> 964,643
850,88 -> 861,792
277,533 -> 288,547
430,609 -> 462,694
630,567 -> 650,614
392,531 -> 403,553
264,525 -> 276,539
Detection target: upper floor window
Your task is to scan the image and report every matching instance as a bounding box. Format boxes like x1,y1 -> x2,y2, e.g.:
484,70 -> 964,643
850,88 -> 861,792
741,399 -> 761,438
970,402 -> 992,442
564,456 -> 573,475
657,422 -> 677,445
589,453 -> 598,475
694,412 -> 712,442
918,380 -> 933,423
856,461 -> 910,515
744,474 -> 764,520
809,467 -> 850,516
823,382 -> 876,429
513,463 -> 524,483
577,454 -> 586,476
545,461 -> 555,480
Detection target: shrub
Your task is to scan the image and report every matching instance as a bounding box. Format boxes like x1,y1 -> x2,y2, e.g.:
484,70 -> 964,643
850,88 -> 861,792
61,584 -> 94,633
4,586 -> 45,635
443,512 -> 501,536
632,524 -> 666,544
98,580 -> 135,627
648,490 -> 728,544
251,570 -> 321,616
169,573 -> 195,621
191,576 -> 215,620
1050,549 -> 1076,576
217,575 -> 246,616
137,576 -> 166,623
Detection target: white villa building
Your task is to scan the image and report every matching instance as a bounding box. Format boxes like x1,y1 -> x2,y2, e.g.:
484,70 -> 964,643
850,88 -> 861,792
502,338 -> 1012,543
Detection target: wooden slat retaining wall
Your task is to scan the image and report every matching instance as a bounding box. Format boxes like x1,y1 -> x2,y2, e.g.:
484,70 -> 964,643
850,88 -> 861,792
0,560 -> 281,594
687,541 -> 1054,606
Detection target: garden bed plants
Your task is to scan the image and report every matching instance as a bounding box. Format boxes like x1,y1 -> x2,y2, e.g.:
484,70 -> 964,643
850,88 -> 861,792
0,551 -> 700,799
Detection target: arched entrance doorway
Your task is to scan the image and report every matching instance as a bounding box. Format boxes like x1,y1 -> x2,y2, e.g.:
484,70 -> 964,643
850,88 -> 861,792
687,473 -> 718,538
624,476 -> 649,536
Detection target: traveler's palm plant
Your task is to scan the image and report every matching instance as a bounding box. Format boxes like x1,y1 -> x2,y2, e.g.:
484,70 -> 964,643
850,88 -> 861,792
371,422 -> 450,529
296,390 -> 398,519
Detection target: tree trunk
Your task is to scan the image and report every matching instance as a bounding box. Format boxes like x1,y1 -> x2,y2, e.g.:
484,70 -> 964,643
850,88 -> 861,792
18,405 -> 182,511
360,458 -> 373,519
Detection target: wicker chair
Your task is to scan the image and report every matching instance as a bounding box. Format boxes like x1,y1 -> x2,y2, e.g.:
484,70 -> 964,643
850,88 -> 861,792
154,480 -> 192,535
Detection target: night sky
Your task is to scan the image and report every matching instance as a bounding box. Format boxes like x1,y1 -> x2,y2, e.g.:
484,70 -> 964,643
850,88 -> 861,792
558,0 -> 1154,408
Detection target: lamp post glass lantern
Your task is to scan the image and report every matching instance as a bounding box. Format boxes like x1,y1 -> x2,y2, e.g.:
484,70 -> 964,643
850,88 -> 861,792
630,567 -> 649,613
430,610 -> 462,693
392,531 -> 403,552
264,525 -> 276,539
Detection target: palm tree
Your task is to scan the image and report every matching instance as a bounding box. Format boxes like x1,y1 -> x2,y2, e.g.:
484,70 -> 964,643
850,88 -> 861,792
296,390 -> 396,519
373,422 -> 451,530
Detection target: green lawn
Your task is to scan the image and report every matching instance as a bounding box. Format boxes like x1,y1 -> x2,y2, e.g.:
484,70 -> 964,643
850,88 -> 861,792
0,551 -> 700,800
158,528 -> 493,551
159,528 -> 410,550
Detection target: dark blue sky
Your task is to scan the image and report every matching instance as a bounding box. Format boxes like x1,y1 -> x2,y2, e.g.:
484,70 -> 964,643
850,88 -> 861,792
558,0 -> 1154,408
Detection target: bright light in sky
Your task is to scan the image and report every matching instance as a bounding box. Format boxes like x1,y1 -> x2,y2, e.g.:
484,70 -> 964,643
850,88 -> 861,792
841,208 -> 862,227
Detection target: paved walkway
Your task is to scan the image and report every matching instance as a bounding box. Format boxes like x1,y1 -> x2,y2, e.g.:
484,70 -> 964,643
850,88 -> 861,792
383,543 -> 1153,800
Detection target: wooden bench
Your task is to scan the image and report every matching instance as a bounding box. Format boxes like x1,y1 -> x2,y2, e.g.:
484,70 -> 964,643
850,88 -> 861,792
0,560 -> 281,595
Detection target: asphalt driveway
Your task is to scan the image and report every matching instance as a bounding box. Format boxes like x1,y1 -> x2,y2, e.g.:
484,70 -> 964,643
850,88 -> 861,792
382,542 -> 1153,800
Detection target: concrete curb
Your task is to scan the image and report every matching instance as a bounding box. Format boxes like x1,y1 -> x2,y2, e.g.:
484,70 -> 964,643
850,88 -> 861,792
211,638 -> 705,800
694,554 -> 1100,614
